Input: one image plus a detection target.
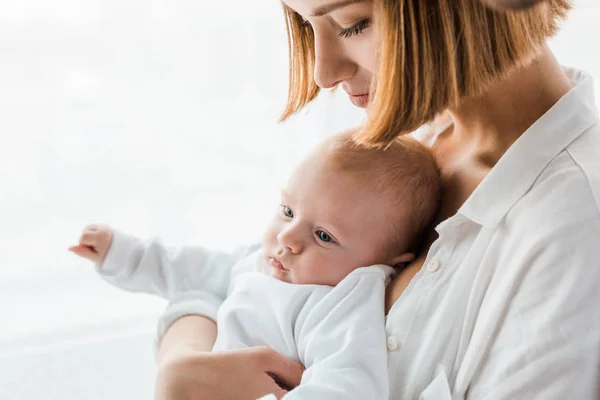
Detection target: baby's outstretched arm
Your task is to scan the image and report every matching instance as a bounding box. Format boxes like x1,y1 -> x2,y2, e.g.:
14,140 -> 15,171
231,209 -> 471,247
70,224 -> 262,359
69,224 -> 253,302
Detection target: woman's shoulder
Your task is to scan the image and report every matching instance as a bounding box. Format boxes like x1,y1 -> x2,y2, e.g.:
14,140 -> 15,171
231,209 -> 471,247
545,122 -> 599,213
565,121 -> 600,214
509,122 -> 600,233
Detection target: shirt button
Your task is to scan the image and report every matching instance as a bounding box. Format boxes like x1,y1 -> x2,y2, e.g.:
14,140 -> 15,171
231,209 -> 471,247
427,260 -> 441,273
387,336 -> 399,351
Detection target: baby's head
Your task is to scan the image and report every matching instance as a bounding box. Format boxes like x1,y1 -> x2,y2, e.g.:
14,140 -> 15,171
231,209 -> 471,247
262,130 -> 440,285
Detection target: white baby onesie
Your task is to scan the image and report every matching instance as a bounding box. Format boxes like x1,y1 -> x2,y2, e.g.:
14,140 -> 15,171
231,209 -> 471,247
97,230 -> 393,400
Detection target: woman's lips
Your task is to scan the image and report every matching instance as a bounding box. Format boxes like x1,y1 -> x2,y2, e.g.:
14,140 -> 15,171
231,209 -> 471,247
348,93 -> 370,108
270,257 -> 287,271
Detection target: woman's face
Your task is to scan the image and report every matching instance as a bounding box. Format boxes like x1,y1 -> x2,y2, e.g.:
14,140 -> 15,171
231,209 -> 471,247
282,0 -> 547,110
282,0 -> 376,108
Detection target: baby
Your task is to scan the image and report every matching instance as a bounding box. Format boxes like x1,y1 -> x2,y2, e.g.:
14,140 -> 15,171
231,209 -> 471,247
70,130 -> 440,400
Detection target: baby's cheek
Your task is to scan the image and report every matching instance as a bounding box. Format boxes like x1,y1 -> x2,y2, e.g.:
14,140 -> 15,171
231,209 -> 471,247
293,261 -> 324,285
316,258 -> 349,286
330,262 -> 361,285
261,219 -> 279,247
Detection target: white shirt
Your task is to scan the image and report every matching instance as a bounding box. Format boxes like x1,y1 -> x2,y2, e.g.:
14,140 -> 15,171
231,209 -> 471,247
98,235 -> 393,400
153,68 -> 600,399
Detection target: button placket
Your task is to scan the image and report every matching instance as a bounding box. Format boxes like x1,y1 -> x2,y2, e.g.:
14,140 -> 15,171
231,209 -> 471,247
425,218 -> 466,275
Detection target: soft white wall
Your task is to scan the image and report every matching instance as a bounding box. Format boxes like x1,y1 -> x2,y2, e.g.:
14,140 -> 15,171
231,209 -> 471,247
0,1 -> 598,399
0,0 -> 365,339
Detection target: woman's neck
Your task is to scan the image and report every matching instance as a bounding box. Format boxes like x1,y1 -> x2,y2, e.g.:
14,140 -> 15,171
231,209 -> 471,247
447,45 -> 572,166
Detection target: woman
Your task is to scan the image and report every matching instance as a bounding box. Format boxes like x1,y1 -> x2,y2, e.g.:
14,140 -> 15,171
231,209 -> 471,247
154,0 -> 600,398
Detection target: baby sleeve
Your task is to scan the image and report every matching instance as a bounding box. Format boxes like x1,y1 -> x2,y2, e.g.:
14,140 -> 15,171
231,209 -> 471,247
278,265 -> 394,400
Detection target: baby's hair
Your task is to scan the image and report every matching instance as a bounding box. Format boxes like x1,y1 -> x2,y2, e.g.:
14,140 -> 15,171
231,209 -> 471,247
318,130 -> 441,255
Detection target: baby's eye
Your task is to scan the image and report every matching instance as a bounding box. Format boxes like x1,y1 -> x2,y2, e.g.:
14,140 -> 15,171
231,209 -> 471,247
281,206 -> 294,218
316,230 -> 333,243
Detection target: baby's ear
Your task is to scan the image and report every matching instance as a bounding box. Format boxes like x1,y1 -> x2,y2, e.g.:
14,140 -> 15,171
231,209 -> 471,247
388,252 -> 415,268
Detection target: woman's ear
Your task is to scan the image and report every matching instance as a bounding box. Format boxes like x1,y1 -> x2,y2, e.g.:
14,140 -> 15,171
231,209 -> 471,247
388,252 -> 416,268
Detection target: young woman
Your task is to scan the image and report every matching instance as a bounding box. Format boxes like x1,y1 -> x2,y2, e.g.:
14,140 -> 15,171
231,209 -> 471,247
153,0 -> 600,398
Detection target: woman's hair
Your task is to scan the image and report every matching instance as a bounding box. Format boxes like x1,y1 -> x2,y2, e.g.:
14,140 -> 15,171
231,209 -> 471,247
280,5 -> 319,122
280,0 -> 571,146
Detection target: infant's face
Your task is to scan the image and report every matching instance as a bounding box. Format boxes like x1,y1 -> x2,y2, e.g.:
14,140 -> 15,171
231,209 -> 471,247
262,156 -> 404,285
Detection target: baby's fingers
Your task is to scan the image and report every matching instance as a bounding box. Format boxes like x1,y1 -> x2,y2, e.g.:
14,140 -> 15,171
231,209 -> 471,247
79,230 -> 101,247
69,244 -> 100,263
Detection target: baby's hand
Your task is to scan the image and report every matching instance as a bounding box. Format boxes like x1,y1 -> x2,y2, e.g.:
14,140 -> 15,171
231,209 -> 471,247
69,224 -> 114,264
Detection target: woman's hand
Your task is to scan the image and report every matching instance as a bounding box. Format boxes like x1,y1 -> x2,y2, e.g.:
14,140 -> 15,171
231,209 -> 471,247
69,224 -> 113,264
155,346 -> 304,400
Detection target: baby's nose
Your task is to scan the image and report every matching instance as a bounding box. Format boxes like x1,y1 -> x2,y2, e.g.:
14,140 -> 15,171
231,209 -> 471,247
277,230 -> 303,255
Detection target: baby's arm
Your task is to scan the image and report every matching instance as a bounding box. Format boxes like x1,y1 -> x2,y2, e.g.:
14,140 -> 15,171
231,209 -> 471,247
268,266 -> 392,400
70,224 -> 254,301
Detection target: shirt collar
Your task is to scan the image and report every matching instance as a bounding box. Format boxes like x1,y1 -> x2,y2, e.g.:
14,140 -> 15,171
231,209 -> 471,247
458,68 -> 600,227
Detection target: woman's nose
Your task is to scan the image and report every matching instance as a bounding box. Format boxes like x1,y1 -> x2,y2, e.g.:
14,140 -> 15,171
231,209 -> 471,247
277,225 -> 304,255
312,32 -> 355,89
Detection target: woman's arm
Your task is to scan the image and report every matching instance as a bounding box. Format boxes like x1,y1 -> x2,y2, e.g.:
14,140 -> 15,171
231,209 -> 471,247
155,344 -> 304,400
157,315 -> 217,364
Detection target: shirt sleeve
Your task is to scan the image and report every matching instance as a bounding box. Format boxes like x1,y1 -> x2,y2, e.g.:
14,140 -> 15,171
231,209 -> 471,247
98,231 -> 261,345
464,216 -> 600,399
97,229 -> 258,308
280,266 -> 393,400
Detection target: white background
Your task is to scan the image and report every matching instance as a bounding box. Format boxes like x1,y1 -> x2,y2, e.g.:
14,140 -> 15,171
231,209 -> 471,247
0,1 -> 598,399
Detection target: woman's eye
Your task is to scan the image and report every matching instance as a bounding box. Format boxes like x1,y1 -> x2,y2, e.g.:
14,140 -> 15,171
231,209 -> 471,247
282,206 -> 294,218
339,18 -> 371,38
316,230 -> 333,243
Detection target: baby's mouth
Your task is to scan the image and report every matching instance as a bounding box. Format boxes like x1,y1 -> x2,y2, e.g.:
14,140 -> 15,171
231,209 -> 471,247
269,257 -> 288,271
